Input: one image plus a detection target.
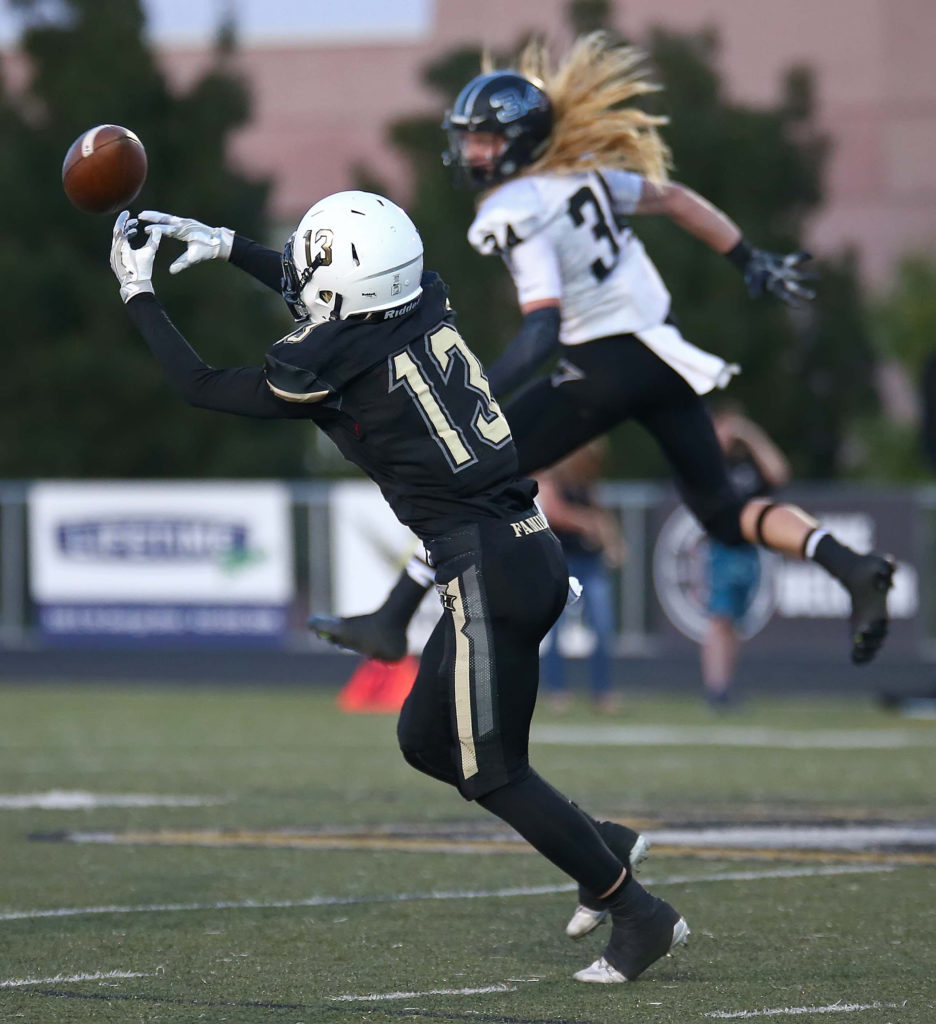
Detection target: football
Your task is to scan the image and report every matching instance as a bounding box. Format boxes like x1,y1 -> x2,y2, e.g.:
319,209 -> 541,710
62,124 -> 148,214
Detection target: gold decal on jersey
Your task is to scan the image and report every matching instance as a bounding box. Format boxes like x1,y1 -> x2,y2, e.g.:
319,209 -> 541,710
510,513 -> 549,538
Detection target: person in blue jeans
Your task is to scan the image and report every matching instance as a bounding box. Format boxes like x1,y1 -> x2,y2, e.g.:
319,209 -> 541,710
537,440 -> 625,712
702,404 -> 791,708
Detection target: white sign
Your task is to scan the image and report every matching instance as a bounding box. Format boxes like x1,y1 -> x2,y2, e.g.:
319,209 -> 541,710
329,480 -> 439,653
29,481 -> 294,604
652,505 -> 779,644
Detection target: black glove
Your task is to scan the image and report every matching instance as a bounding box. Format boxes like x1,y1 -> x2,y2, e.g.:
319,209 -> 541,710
727,240 -> 816,308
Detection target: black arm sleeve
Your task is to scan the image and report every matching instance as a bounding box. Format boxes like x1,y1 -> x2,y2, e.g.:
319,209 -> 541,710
485,306 -> 562,398
228,234 -> 284,293
124,293 -> 315,419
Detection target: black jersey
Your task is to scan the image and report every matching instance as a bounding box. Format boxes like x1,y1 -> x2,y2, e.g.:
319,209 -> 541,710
124,251 -> 534,540
263,274 -> 535,537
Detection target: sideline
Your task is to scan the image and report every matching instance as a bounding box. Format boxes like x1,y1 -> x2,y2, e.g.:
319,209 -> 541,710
533,723 -> 936,749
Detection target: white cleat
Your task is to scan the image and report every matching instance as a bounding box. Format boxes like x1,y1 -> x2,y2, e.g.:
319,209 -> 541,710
566,904 -> 609,939
572,956 -> 628,984
573,916 -> 690,984
565,833 -> 652,939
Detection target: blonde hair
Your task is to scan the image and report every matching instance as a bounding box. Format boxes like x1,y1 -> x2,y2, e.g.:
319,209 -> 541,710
497,32 -> 671,184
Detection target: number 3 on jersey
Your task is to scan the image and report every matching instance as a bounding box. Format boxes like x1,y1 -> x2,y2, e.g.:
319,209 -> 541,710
390,324 -> 511,472
568,185 -> 620,282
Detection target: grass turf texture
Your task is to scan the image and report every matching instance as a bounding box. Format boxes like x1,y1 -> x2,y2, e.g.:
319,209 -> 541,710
0,684 -> 933,1023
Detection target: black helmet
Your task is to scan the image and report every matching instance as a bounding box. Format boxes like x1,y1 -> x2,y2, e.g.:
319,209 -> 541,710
442,70 -> 553,189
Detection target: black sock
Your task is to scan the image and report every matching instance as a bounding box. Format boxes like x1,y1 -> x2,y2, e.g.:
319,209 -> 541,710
603,874 -> 647,912
478,771 -> 624,894
378,572 -> 431,624
811,533 -> 863,584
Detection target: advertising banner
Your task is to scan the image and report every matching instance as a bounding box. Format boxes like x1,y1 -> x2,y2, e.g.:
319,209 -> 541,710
29,481 -> 294,644
650,489 -> 921,655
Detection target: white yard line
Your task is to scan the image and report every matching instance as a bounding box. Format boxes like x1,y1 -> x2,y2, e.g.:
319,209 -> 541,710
645,864 -> 896,885
705,1002 -> 904,1019
646,824 -> 936,851
329,983 -> 527,1002
0,970 -> 154,988
0,791 -> 223,810
532,724 -> 936,750
0,863 -> 895,923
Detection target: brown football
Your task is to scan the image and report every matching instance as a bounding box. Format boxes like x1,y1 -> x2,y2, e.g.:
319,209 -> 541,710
62,124 -> 148,214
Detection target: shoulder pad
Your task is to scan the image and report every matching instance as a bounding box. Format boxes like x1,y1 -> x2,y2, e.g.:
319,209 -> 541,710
468,178 -> 547,255
264,352 -> 333,403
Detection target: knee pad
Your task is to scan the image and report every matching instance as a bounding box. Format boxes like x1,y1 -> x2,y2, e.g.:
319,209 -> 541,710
702,502 -> 746,547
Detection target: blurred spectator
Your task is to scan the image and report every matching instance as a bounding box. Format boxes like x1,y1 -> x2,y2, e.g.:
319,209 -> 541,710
922,353 -> 936,471
702,403 -> 791,709
537,439 -> 625,712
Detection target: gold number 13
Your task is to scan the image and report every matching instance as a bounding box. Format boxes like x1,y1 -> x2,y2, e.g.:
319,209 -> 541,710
390,325 -> 511,472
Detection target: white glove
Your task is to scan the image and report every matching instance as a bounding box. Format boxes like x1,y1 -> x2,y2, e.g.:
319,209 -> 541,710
138,209 -> 234,275
110,211 -> 162,303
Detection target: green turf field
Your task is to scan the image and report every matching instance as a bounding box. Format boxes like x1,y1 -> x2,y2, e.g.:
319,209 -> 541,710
0,682 -> 934,1023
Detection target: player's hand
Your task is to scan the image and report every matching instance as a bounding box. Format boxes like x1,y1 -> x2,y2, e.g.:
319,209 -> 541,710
744,249 -> 816,307
137,210 -> 234,275
110,211 -> 162,303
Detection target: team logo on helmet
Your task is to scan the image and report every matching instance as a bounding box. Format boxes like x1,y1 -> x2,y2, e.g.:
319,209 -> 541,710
490,84 -> 550,124
305,228 -> 333,270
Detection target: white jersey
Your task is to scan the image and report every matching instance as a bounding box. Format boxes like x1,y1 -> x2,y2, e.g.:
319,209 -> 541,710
468,170 -> 738,395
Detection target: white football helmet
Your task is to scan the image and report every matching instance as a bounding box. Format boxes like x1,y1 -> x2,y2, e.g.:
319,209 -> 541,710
281,191 -> 424,324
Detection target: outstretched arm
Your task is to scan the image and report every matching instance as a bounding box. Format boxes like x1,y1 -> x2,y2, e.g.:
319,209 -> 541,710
634,181 -> 815,307
138,210 -> 284,293
110,211 -> 312,419
125,294 -> 312,419
635,181 -> 742,254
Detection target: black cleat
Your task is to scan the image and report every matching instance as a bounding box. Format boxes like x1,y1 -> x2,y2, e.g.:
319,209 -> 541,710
307,613 -> 408,663
566,822 -> 651,938
573,880 -> 689,983
846,554 -> 896,665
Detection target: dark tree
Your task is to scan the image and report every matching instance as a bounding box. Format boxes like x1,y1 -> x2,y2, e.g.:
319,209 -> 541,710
0,0 -> 310,478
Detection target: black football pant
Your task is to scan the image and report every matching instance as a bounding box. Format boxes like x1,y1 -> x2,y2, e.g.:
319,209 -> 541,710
397,512 -> 627,895
504,333 -> 747,546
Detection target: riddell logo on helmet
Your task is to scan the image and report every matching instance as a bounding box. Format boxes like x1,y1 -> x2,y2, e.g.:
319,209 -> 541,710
383,297 -> 421,319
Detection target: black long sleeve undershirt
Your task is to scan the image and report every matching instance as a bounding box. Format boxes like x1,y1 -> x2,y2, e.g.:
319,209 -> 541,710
228,233 -> 284,292
485,306 -> 562,398
124,293 -> 315,420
